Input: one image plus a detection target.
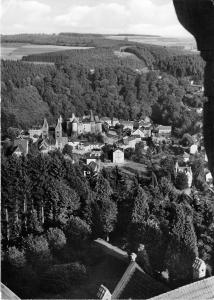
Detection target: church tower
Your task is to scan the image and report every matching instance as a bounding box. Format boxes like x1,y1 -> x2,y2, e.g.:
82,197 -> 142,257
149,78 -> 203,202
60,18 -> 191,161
55,116 -> 62,139
42,118 -> 49,139
90,110 -> 96,134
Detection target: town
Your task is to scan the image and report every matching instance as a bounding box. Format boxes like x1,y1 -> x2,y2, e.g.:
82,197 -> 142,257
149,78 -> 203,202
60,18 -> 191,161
4,106 -> 213,190
1,1 -> 214,297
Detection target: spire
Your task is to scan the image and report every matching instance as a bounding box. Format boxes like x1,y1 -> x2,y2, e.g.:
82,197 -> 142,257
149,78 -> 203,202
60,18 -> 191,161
90,110 -> 94,122
55,117 -> 62,140
42,118 -> 48,130
42,118 -> 49,139
56,117 -> 62,131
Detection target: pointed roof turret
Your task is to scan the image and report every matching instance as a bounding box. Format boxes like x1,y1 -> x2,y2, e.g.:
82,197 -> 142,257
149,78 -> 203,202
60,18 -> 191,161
42,118 -> 49,130
90,110 -> 94,122
55,117 -> 62,132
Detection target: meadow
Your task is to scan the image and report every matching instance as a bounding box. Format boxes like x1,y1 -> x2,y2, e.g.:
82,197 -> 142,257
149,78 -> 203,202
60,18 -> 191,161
1,43 -> 93,60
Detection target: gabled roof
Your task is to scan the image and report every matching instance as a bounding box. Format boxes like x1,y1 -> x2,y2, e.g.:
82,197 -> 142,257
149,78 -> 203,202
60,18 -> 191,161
94,115 -> 100,122
193,258 -> 205,271
157,125 -> 172,131
113,262 -> 169,299
100,117 -> 111,121
139,122 -> 152,128
88,161 -> 99,172
120,120 -> 134,126
14,139 -> 28,155
150,276 -> 214,300
13,144 -> 23,155
183,152 -> 190,158
139,125 -> 152,131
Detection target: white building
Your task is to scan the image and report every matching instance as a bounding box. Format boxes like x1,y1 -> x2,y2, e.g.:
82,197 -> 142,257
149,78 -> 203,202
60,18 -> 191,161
132,128 -> 145,138
157,125 -> 172,137
205,172 -> 213,184
120,120 -> 134,131
175,162 -> 193,188
183,152 -> 190,163
112,118 -> 119,127
193,258 -> 206,280
113,149 -> 124,164
100,117 -> 112,126
190,144 -> 198,155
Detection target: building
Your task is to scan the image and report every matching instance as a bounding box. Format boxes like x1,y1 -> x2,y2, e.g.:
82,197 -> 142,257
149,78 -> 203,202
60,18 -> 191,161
149,276 -> 214,300
205,171 -> 213,185
140,126 -> 152,137
122,135 -> 141,149
120,120 -> 134,131
95,239 -> 169,300
183,152 -> 190,163
112,117 -> 119,127
68,111 -> 102,135
103,133 -> 120,145
67,139 -> 80,148
39,139 -> 56,155
132,128 -> 145,138
157,125 -> 172,137
175,162 -> 193,188
138,116 -> 152,128
190,144 -> 198,155
55,116 -> 68,150
100,117 -> 112,126
13,139 -> 29,156
113,149 -> 124,164
29,118 -> 49,140
192,257 -> 206,280
28,126 -> 42,140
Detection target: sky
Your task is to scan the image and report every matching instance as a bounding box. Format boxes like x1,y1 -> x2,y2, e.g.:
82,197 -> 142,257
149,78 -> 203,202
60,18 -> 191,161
1,0 -> 192,37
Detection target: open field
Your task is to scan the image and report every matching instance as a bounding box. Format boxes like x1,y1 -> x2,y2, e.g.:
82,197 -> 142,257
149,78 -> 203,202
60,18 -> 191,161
107,35 -> 197,51
1,43 -> 93,60
101,160 -> 148,176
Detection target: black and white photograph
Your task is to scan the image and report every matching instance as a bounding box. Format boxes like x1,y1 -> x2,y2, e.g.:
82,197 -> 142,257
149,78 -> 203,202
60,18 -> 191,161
1,0 -> 214,299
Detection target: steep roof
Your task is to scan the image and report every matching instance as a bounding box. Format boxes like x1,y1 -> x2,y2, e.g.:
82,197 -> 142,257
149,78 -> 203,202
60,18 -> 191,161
112,262 -> 169,299
14,139 -> 28,155
1,283 -> 20,300
158,125 -> 172,131
150,276 -> 214,300
94,239 -> 169,300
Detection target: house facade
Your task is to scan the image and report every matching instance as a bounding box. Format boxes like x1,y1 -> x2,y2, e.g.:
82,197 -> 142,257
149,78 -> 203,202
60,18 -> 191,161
68,111 -> 102,135
113,149 -> 124,164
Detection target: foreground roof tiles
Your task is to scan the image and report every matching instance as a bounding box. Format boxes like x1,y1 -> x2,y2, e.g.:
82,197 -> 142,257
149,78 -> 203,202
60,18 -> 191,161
150,276 -> 214,300
1,283 -> 20,300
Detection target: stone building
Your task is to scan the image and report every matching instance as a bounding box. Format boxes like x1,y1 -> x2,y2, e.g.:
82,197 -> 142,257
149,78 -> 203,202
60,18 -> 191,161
28,118 -> 49,140
67,111 -> 102,135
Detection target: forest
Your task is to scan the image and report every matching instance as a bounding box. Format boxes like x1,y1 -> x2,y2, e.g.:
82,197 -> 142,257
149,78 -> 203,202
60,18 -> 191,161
1,151 -> 214,298
124,45 -> 205,79
1,38 -> 211,298
22,47 -> 146,69
1,56 -> 204,138
1,33 -> 134,48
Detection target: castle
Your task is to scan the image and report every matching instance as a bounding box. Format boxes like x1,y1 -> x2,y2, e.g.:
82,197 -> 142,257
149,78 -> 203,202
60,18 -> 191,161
29,111 -> 103,148
28,118 -> 49,140
67,111 -> 102,136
